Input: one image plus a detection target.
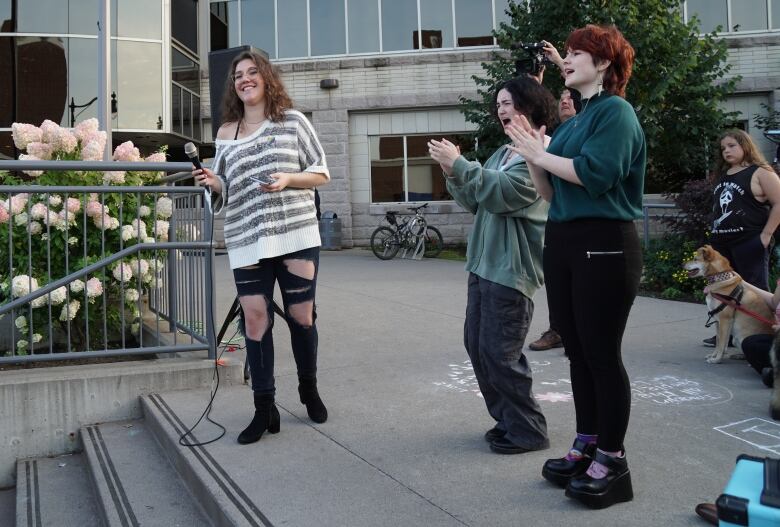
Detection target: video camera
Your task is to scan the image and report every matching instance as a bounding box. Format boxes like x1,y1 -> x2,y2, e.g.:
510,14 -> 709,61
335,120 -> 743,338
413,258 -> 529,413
511,42 -> 551,77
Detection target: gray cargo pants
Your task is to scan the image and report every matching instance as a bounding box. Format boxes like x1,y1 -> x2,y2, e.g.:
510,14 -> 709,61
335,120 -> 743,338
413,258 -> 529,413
464,273 -> 549,450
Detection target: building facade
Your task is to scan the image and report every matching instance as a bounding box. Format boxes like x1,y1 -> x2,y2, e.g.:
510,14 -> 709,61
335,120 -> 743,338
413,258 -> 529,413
0,1 -> 778,247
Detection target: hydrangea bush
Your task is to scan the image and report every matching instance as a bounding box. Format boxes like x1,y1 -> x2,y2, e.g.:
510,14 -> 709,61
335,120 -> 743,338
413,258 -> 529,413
0,118 -> 171,354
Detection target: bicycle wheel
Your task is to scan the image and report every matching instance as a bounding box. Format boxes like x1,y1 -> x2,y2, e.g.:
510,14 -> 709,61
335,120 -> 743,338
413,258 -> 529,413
370,226 -> 400,260
423,226 -> 444,257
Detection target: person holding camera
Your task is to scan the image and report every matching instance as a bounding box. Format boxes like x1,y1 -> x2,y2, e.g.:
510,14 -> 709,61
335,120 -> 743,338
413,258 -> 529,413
193,50 -> 330,444
507,25 -> 645,509
528,89 -> 576,352
428,76 -> 558,455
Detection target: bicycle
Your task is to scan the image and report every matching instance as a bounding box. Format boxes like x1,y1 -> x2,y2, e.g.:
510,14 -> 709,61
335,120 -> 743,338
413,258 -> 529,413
370,203 -> 444,260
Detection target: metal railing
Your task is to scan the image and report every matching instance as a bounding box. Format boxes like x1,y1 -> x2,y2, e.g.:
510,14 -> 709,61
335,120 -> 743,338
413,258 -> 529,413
640,203 -> 678,249
0,160 -> 216,364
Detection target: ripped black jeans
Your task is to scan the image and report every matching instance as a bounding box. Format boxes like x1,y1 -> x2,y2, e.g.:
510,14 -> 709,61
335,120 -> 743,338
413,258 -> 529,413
233,246 -> 319,394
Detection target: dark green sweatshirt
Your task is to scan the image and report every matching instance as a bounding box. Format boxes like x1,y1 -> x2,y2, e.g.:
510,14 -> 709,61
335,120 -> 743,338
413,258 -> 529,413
446,147 -> 548,299
546,93 -> 646,222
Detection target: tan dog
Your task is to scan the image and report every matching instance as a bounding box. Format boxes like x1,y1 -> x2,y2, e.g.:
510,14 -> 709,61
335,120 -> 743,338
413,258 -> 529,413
683,245 -> 774,364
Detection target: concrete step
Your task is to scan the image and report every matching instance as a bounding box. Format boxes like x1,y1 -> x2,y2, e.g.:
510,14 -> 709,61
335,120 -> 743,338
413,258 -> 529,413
141,388 -> 466,527
15,453 -> 103,527
82,420 -> 211,527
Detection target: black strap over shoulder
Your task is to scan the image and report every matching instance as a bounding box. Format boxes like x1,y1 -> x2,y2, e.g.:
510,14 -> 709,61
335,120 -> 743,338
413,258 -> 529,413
705,283 -> 745,328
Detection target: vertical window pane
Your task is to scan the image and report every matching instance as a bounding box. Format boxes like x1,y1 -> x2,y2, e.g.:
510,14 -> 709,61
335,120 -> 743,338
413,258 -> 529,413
0,0 -> 10,30
406,134 -> 471,201
69,38 -> 100,127
774,0 -> 780,28
370,136 -> 404,202
193,94 -> 201,140
183,91 -> 193,138
381,0 -> 417,52
210,1 -> 239,51
69,0 -> 98,35
731,0 -> 768,31
116,0 -> 163,39
172,85 -> 182,134
278,0 -> 308,58
242,0 -> 276,58
115,41 -> 162,130
686,0 -> 728,32
311,0 -> 346,56
172,0 -> 198,51
16,36 -> 68,126
495,0 -> 512,30
18,0 -> 68,33
0,37 -> 12,127
348,0 -> 379,53
0,131 -> 13,159
455,0 -> 493,46
420,0 -> 453,49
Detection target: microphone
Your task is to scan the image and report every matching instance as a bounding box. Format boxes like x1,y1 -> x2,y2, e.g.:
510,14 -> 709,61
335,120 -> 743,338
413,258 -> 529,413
184,142 -> 202,171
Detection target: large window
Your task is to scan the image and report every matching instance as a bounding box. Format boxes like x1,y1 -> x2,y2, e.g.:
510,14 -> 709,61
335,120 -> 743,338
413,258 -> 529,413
685,0 -> 780,32
370,134 -> 474,203
211,0 -> 510,58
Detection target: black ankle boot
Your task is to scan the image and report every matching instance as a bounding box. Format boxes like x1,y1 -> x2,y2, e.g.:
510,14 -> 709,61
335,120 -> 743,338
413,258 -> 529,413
542,438 -> 597,487
565,450 -> 633,509
298,377 -> 328,423
237,392 -> 281,444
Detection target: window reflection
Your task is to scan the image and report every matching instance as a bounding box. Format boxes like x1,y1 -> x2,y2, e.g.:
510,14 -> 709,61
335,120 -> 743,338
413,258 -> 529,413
16,36 -> 68,127
347,0 -> 380,53
68,38 -> 99,127
172,0 -> 198,52
687,0 -> 728,32
278,0 -> 308,58
774,0 -> 780,28
0,37 -> 11,127
241,0 -> 275,58
0,131 -> 13,159
172,47 -> 200,95
115,0 -> 162,39
210,1 -> 240,51
311,0 -> 346,56
455,0 -> 493,46
420,0 -> 453,49
192,94 -> 201,140
0,0 -> 10,30
732,0 -> 768,31
114,41 -> 162,129
371,136 -> 405,202
183,91 -> 192,138
69,0 -> 98,35
382,0 -> 417,52
172,84 -> 182,134
18,0 -> 68,33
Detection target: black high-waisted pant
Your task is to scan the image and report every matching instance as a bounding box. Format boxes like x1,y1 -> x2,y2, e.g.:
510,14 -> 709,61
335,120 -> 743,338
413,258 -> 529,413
543,219 -> 642,451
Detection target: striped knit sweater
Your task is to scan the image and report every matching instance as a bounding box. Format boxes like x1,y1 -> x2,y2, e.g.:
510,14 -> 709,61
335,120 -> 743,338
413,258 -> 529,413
207,110 -> 330,269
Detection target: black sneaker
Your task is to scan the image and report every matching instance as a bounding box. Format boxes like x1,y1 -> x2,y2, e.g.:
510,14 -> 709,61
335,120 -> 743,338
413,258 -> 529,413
702,336 -> 716,347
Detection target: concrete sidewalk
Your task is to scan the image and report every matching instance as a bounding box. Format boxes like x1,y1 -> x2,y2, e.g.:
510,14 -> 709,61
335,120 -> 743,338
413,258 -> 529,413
189,248 -> 777,526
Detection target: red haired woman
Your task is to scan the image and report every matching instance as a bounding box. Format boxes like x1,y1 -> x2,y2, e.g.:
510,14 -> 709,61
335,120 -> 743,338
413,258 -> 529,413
507,25 -> 645,508
193,51 -> 330,444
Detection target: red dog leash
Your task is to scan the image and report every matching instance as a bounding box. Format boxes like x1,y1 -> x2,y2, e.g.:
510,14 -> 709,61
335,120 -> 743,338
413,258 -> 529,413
709,291 -> 776,327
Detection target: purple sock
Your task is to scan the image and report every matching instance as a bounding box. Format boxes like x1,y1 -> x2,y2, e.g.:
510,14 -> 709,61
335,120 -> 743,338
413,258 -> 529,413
564,433 -> 597,461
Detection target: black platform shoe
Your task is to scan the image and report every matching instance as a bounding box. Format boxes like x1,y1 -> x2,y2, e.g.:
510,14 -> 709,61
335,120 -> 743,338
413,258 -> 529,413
565,451 -> 633,509
238,393 -> 281,444
542,438 -> 597,487
484,427 -> 506,443
298,377 -> 328,423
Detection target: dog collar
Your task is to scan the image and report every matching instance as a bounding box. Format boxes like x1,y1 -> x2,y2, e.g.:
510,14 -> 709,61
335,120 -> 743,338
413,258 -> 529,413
705,271 -> 736,285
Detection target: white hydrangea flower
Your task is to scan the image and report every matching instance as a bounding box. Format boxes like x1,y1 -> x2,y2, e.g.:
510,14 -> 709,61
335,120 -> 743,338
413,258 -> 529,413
156,196 -> 173,219
112,263 -> 133,283
30,202 -> 48,220
27,221 -> 42,235
69,279 -> 85,293
121,225 -> 136,242
15,315 -> 27,329
59,299 -> 80,322
11,275 -> 38,297
125,288 -> 140,302
32,333 -> 42,344
131,322 -> 140,336
68,236 -> 79,246
31,296 -> 47,309
129,258 -> 150,278
14,212 -> 28,226
48,195 -> 62,207
17,339 -> 29,351
49,286 -> 67,305
85,277 -> 103,298
138,205 -> 151,217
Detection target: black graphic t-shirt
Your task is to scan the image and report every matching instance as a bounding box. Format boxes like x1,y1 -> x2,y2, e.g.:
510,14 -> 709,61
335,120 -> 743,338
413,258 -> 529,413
710,165 -> 769,244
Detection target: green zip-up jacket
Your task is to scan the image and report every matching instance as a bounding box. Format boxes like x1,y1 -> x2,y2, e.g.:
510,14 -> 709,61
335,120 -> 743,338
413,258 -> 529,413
446,146 -> 549,299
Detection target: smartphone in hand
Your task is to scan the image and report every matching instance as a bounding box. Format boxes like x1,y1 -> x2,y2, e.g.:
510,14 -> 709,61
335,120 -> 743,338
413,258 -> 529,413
249,174 -> 275,186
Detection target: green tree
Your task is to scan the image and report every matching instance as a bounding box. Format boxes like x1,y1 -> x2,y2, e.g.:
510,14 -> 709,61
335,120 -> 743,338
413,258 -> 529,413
461,0 -> 740,192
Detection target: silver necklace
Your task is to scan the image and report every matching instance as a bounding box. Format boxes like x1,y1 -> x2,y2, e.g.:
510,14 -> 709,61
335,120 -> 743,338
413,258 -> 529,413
573,96 -> 592,128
